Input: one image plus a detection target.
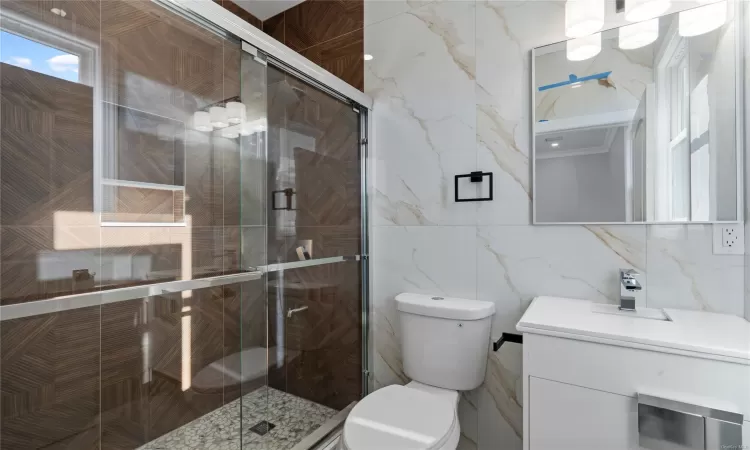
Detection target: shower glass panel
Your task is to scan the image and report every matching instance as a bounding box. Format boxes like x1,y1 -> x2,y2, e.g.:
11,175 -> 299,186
265,65 -> 363,418
0,0 -> 269,448
0,0 -> 366,448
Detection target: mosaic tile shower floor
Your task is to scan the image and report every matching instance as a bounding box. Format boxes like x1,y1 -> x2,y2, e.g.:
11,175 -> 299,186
138,387 -> 338,450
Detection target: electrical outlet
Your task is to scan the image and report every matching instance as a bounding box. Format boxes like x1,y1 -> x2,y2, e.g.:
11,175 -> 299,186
713,224 -> 745,255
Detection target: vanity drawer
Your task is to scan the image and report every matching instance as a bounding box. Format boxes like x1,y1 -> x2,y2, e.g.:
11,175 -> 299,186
529,377 -> 639,450
528,376 -> 750,450
524,333 -> 750,417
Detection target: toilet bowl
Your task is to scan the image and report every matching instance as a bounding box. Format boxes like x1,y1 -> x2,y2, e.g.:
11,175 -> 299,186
340,293 -> 495,450
340,381 -> 460,450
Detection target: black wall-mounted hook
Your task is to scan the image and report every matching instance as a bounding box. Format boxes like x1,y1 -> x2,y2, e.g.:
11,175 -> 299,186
493,332 -> 523,352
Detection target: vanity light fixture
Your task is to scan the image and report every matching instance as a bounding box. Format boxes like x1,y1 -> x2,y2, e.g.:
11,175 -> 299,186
192,111 -> 213,132
619,18 -> 659,49
566,33 -> 602,61
225,101 -> 246,124
222,129 -> 240,139
239,122 -> 255,136
625,0 -> 671,22
565,0 -> 605,38
240,119 -> 267,136
679,1 -> 726,37
209,106 -> 229,129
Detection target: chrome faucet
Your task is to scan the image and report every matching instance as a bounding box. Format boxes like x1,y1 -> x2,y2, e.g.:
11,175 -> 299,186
619,268 -> 642,311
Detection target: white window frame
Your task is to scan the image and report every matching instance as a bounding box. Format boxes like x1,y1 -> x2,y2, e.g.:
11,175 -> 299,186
655,23 -> 691,222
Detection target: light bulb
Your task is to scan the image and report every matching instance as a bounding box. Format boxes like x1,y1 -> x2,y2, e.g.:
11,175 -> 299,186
193,111 -> 212,132
209,106 -> 228,128
619,18 -> 659,49
679,1 -> 726,37
567,33 -> 601,61
625,0 -> 671,22
565,0 -> 605,38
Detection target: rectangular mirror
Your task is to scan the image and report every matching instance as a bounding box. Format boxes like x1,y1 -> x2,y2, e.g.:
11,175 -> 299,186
532,2 -> 741,224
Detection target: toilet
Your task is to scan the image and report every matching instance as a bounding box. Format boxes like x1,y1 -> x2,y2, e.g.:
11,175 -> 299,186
341,293 -> 495,450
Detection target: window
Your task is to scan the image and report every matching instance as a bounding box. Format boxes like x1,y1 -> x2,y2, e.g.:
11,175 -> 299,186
656,34 -> 692,221
1,30 -> 80,83
1,9 -> 185,227
0,10 -> 95,86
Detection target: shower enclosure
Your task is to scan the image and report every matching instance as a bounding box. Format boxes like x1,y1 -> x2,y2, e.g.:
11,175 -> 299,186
0,0 -> 369,448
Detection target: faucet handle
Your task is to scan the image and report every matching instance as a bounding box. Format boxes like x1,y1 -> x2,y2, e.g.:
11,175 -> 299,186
620,268 -> 642,291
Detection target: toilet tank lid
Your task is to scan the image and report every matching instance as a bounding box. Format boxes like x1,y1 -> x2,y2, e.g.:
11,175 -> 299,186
395,293 -> 495,320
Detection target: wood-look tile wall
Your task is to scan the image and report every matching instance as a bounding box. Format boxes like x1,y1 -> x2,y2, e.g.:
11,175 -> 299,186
263,0 -> 364,90
228,0 -> 365,91
0,0 -> 266,448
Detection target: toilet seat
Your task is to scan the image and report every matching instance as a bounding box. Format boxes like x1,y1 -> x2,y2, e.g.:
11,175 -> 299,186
342,385 -> 459,450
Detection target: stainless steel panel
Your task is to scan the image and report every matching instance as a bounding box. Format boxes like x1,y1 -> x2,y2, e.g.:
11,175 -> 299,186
639,394 -> 744,425
705,417 -> 743,449
638,403 -> 705,450
638,394 -> 744,450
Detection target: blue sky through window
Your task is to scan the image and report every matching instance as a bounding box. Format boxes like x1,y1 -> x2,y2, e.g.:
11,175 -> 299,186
0,30 -> 79,82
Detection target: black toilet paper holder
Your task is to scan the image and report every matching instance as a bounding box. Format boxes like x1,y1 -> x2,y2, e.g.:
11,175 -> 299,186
493,333 -> 523,351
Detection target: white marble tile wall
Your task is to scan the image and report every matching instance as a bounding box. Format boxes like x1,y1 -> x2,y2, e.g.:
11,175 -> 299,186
365,1 -> 748,449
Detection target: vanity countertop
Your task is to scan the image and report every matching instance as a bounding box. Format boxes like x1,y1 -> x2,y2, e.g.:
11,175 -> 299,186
517,296 -> 750,364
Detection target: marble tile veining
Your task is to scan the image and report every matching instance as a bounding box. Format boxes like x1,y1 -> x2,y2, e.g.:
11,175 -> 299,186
366,2 -> 750,450
137,387 -> 337,450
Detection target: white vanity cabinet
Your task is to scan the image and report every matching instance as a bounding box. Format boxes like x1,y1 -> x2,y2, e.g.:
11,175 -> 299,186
528,377 -> 639,450
517,296 -> 750,450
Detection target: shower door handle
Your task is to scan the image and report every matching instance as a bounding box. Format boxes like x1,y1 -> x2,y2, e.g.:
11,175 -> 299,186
272,188 -> 295,210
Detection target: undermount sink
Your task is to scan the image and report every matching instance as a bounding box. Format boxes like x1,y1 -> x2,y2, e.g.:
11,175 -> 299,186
590,303 -> 672,321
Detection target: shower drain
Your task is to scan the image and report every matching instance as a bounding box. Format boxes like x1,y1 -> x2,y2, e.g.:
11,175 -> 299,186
249,420 -> 276,436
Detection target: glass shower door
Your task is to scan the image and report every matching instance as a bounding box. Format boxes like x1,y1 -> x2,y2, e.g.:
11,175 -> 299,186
263,62 -> 364,443
0,0 -> 271,448
236,43 -> 272,446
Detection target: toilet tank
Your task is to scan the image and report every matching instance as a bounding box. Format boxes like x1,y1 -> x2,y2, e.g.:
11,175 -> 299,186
396,293 -> 495,391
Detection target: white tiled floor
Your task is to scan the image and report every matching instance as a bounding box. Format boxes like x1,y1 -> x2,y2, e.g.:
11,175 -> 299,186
138,387 -> 338,450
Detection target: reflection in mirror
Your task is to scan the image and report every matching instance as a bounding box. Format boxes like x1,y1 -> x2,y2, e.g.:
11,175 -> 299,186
533,1 -> 739,224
